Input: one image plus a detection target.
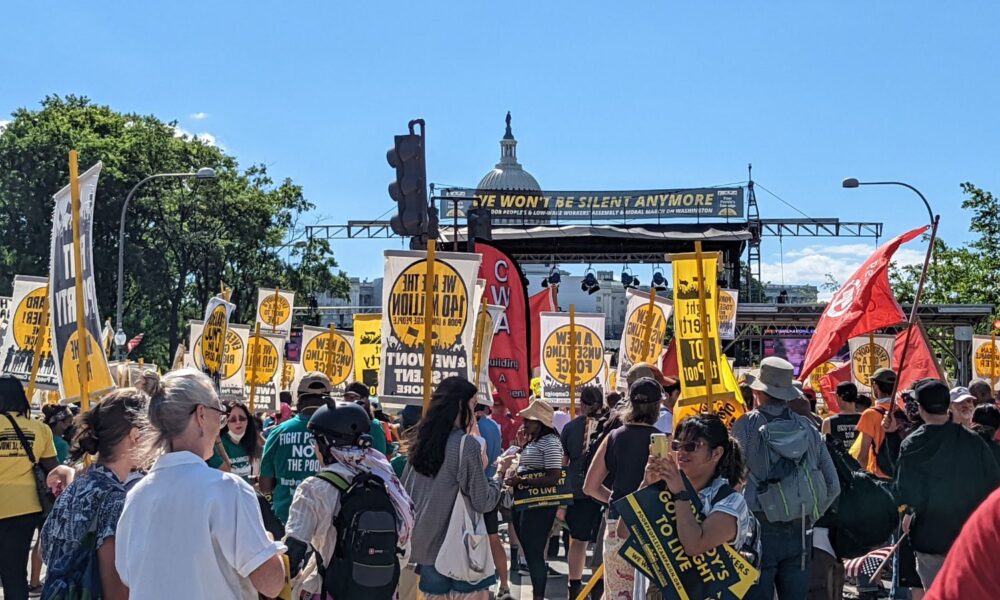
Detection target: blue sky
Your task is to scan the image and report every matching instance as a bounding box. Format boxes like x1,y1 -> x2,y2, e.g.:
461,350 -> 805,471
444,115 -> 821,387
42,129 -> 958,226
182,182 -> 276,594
3,2 -> 998,294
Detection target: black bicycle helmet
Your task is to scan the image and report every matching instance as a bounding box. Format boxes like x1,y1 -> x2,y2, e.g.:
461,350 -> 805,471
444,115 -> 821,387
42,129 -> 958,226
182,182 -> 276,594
308,401 -> 371,447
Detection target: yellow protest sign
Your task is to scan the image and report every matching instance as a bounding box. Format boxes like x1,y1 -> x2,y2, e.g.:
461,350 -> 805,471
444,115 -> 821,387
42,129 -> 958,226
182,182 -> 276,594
353,314 -> 381,398
201,297 -> 235,376
301,325 -> 354,392
616,289 -> 673,387
670,247 -> 736,410
539,312 -> 606,405
256,288 -> 295,337
673,356 -> 746,430
388,260 -> 469,349
809,361 -> 838,393
848,335 -> 894,392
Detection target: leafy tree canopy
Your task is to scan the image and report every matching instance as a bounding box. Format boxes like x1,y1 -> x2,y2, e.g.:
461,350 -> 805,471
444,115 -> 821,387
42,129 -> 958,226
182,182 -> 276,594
0,95 -> 349,365
891,182 -> 999,333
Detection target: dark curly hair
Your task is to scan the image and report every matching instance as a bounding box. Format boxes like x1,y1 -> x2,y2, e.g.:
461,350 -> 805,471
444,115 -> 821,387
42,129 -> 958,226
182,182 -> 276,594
222,401 -> 261,458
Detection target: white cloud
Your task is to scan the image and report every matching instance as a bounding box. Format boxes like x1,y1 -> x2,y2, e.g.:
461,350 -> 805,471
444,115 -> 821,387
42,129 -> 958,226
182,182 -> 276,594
172,125 -> 223,149
190,112 -> 208,120
759,243 -> 926,301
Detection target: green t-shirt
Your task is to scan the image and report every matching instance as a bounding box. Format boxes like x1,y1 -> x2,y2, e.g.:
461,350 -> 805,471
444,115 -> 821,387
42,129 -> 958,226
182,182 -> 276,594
370,419 -> 388,456
207,434 -> 253,483
53,435 -> 70,465
390,453 -> 407,478
260,414 -> 317,523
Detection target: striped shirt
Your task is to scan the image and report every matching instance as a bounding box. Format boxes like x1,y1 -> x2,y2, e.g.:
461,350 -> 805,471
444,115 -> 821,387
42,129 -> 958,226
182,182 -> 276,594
517,433 -> 564,473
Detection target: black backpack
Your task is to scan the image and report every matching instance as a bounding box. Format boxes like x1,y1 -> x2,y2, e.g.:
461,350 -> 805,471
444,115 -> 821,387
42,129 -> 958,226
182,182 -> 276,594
821,434 -> 897,559
315,471 -> 400,600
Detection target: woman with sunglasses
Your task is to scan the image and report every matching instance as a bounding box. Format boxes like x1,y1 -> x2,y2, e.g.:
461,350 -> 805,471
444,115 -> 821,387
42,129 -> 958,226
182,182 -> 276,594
644,414 -> 752,557
208,402 -> 261,483
115,369 -> 286,600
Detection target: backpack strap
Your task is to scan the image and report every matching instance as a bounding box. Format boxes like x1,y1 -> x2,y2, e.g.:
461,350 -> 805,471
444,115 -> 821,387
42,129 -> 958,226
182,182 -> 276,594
314,470 -> 351,492
2,413 -> 38,465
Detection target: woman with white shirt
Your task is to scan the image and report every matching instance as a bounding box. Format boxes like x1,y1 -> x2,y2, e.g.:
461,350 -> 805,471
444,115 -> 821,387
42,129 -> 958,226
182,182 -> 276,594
115,368 -> 286,600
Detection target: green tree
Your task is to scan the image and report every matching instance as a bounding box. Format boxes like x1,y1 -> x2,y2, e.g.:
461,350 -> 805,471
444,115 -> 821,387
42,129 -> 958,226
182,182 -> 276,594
890,183 -> 1000,332
0,95 -> 349,365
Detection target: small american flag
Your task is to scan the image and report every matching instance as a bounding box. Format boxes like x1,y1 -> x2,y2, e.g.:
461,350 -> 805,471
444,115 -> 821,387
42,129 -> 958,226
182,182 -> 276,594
127,333 -> 145,353
844,546 -> 893,579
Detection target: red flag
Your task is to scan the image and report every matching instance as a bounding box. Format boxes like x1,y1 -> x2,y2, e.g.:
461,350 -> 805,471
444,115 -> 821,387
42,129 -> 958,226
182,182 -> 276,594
528,287 -> 558,371
801,226 -> 927,379
126,333 -> 145,353
476,244 -> 531,433
819,363 -> 852,413
660,338 -> 679,380
894,321 -> 946,392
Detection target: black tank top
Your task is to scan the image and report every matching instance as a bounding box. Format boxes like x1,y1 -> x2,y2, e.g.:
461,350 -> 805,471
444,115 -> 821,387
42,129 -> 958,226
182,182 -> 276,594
604,424 -> 656,518
827,413 -> 862,453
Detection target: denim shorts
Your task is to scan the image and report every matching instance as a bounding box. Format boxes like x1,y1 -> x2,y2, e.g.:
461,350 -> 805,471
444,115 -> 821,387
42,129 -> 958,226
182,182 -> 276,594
417,564 -> 496,594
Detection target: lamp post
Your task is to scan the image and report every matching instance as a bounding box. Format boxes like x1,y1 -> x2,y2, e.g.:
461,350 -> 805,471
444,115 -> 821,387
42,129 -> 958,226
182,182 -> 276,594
842,178 -> 940,395
115,168 -> 217,358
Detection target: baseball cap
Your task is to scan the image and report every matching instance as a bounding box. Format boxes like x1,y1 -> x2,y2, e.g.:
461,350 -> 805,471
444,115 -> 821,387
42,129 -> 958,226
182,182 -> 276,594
298,372 -> 332,397
870,368 -> 897,385
629,377 -> 663,405
950,386 -> 976,404
626,362 -> 666,388
914,379 -> 950,414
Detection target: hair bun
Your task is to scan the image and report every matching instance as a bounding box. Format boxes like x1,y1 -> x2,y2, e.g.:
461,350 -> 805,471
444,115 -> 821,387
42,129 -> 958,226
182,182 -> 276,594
75,429 -> 100,455
136,370 -> 162,397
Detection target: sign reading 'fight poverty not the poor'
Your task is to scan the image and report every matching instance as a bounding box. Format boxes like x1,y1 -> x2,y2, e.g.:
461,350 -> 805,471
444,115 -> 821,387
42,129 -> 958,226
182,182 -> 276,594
0,275 -> 58,390
48,162 -> 115,400
539,312 -> 606,405
379,249 -> 482,405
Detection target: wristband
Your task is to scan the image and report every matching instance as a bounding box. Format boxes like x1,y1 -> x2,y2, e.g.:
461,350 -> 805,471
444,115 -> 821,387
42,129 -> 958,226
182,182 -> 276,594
673,490 -> 694,503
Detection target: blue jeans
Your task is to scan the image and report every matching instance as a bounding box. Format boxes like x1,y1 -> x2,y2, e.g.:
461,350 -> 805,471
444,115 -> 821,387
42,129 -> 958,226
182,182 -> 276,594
418,564 -> 496,595
745,519 -> 812,600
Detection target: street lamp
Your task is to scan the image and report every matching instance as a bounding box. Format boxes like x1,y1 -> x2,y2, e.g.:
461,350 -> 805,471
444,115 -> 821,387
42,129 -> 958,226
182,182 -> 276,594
115,168 -> 217,358
842,177 -> 940,393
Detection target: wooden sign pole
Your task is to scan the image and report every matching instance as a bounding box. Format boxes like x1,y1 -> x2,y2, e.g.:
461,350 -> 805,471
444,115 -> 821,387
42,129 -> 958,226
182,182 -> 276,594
694,242 -> 714,413
248,323 -> 261,414
569,304 -> 577,419
641,288 -> 657,362
25,291 -> 50,401
69,151 -> 91,412
422,240 -> 437,412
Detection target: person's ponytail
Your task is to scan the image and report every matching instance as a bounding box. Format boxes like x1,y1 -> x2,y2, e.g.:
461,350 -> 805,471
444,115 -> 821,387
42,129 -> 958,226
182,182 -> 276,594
716,435 -> 746,488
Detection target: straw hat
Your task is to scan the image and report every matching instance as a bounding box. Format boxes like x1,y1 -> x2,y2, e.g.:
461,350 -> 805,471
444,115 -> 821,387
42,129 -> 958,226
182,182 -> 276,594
519,398 -> 554,428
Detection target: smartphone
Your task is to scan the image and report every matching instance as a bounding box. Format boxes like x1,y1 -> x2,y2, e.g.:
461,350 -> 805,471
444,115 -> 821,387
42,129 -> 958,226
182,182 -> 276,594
650,433 -> 669,458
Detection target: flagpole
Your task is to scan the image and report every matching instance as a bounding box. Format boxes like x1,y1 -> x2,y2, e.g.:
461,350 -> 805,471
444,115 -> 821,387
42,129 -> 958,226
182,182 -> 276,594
842,179 -> 938,399
569,304 -> 577,419
694,242 -> 715,414
25,291 -> 50,401
641,288 -> 657,362
890,216 -> 939,399
69,151 -> 92,412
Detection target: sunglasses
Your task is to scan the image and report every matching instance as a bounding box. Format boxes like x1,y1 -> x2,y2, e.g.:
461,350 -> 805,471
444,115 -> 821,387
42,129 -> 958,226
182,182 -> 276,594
670,439 -> 704,453
227,415 -> 248,423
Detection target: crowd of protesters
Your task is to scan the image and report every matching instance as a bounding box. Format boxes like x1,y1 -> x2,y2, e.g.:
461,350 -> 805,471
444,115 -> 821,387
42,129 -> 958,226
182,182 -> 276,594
3,353 -> 1000,600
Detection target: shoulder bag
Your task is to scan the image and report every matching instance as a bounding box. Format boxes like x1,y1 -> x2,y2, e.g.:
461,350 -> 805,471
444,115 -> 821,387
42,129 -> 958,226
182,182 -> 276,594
3,412 -> 55,518
434,435 -> 495,583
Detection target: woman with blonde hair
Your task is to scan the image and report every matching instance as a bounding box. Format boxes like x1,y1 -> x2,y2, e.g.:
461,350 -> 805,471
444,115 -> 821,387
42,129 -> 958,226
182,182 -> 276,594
115,368 -> 286,600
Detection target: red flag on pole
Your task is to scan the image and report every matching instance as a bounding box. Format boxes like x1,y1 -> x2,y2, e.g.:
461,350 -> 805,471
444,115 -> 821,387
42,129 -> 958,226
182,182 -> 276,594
893,321 -> 946,392
528,287 -> 558,371
801,226 -> 927,379
819,363 -> 852,413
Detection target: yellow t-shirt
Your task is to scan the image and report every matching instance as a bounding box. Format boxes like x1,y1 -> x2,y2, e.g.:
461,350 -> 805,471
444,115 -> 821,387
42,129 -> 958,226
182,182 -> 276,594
0,413 -> 57,519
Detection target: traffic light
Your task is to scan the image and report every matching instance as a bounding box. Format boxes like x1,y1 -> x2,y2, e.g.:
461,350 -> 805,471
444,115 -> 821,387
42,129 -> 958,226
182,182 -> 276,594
467,206 -> 492,242
387,119 -> 427,237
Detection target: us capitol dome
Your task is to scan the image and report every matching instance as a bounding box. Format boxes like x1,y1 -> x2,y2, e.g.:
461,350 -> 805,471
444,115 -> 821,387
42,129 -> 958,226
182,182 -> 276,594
476,112 -> 547,225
